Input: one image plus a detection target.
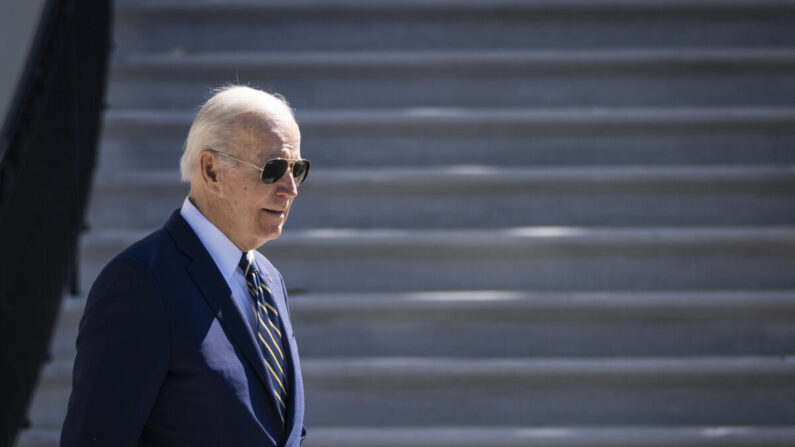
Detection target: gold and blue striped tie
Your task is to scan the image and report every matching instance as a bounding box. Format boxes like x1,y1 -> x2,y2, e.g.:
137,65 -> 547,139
239,254 -> 288,424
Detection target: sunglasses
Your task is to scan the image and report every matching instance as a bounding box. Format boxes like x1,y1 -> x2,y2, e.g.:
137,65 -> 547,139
212,150 -> 310,186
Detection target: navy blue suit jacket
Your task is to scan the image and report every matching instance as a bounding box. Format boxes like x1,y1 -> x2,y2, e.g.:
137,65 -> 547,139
61,210 -> 305,446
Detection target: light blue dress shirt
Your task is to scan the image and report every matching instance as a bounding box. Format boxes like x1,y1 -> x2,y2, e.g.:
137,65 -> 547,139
180,196 -> 258,331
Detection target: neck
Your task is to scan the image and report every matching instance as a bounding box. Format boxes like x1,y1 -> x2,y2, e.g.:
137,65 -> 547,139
188,189 -> 251,252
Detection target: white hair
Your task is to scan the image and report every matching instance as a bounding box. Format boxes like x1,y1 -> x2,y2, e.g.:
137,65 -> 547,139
180,85 -> 295,182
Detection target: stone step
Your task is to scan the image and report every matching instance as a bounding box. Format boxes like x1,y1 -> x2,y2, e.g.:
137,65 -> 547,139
107,49 -> 795,109
310,426 -> 795,447
291,290 -> 795,358
86,166 -> 795,230
31,356 -> 795,426
79,226 -> 795,292
48,298 -> 82,362
97,107 -> 795,170
15,425 -> 795,447
48,290 -> 795,361
112,0 -> 795,53
302,356 -> 795,426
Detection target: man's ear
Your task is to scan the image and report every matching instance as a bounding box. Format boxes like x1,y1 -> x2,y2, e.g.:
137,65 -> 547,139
199,150 -> 222,194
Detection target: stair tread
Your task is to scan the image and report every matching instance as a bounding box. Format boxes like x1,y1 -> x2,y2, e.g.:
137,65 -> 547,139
58,290 -> 795,328
82,225 -> 795,247
106,106 -> 795,121
116,0 -> 795,14
91,165 -> 795,190
16,425 -> 795,447
112,48 -> 795,72
305,355 -> 795,377
102,107 -> 795,133
59,289 -> 795,316
38,356 -> 795,387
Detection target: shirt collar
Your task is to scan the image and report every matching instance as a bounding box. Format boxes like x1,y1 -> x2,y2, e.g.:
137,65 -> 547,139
180,196 -> 244,282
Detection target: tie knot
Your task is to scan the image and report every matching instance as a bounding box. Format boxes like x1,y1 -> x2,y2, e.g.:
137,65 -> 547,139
239,253 -> 258,277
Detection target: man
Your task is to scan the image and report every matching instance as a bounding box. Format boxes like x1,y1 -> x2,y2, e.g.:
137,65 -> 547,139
61,86 -> 308,446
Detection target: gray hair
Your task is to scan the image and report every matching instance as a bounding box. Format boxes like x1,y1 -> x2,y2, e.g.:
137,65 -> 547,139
180,85 -> 294,182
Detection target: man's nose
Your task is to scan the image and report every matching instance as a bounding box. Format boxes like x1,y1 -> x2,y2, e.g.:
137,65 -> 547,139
276,171 -> 298,197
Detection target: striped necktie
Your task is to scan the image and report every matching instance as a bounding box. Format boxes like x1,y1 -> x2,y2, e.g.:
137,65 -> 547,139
239,254 -> 288,424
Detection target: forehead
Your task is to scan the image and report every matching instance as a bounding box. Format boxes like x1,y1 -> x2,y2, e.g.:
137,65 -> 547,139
232,112 -> 301,160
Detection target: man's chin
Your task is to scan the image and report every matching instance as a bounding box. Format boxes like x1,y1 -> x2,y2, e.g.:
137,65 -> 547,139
257,226 -> 283,245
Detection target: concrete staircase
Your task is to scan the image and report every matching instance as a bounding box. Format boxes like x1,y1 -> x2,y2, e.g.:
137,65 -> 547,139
16,0 -> 795,445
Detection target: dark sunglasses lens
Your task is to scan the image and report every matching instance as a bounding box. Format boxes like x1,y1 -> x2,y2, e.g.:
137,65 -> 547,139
261,159 -> 289,184
293,160 -> 310,186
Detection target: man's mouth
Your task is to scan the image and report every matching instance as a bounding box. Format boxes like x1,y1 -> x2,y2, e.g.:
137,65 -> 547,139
263,208 -> 285,217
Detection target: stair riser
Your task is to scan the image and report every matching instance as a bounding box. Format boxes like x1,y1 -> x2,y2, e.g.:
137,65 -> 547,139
80,243 -> 795,293
270,257 -> 795,292
47,304 -> 795,361
114,14 -> 795,53
17,426 -> 795,447
303,428 -> 795,447
293,319 -> 795,358
28,367 -> 795,427
303,384 -> 795,426
97,130 -> 795,171
87,186 -> 795,229
107,72 -> 795,110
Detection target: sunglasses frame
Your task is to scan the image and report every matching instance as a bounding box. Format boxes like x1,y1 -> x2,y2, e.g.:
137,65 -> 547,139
211,149 -> 310,186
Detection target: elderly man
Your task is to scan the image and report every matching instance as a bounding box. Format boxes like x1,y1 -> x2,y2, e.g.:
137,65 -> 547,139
61,86 -> 309,446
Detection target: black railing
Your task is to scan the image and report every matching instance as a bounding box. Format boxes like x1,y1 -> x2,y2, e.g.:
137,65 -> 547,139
0,0 -> 111,445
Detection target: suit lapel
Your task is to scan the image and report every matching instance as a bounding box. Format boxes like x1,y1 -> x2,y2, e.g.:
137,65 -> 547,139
163,211 -> 274,400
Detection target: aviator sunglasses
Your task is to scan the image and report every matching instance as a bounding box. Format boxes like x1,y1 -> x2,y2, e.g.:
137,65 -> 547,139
212,150 -> 311,186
